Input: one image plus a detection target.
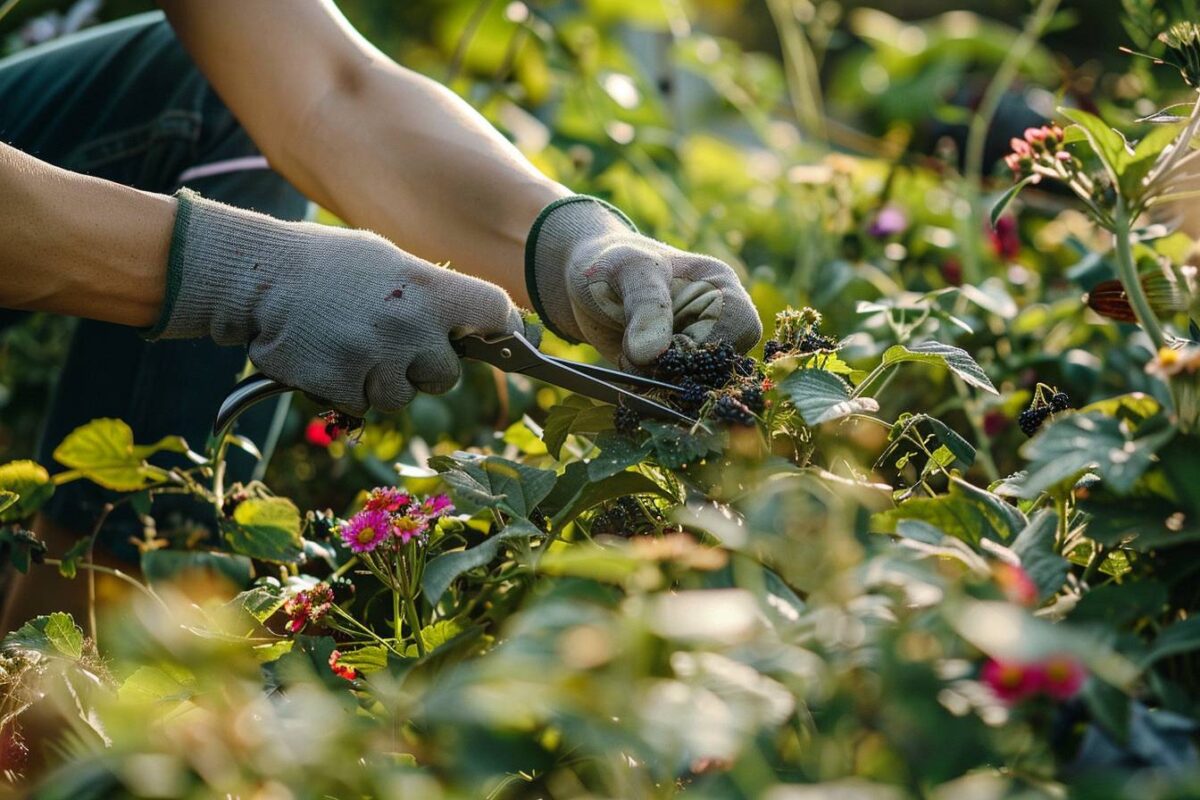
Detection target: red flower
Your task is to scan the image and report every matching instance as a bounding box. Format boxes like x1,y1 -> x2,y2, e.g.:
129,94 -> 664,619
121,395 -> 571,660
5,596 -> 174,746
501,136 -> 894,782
980,658 -> 1042,704
982,409 -> 1010,438
990,215 -> 1021,260
329,650 -> 357,681
1039,655 -> 1086,701
305,419 -> 334,448
993,563 -> 1038,606
363,487 -> 411,514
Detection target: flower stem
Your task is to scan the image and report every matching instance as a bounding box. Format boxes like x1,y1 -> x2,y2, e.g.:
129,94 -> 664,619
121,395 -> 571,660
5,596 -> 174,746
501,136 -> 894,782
1114,199 -> 1167,351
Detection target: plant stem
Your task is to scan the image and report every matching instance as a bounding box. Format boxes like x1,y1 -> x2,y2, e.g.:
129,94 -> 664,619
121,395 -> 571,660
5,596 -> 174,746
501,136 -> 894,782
44,558 -> 166,610
962,0 -> 1061,286
399,552 -> 427,658
1114,199 -> 1168,351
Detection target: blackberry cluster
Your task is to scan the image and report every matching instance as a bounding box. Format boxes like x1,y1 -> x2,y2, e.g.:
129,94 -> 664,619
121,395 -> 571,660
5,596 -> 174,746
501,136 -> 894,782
654,341 -> 738,389
713,395 -> 755,427
678,382 -> 711,413
655,346 -> 687,381
798,332 -> 837,353
739,386 -> 765,413
614,405 -> 642,436
763,340 -> 787,362
591,496 -> 655,537
1018,386 -> 1072,437
734,355 -> 758,378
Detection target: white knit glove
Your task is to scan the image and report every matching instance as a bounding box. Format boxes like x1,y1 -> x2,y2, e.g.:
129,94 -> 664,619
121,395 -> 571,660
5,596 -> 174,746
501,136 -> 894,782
148,190 -> 522,415
526,196 -> 762,369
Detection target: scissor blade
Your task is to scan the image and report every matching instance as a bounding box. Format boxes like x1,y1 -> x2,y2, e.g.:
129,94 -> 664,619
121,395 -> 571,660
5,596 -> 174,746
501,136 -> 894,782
519,360 -> 696,425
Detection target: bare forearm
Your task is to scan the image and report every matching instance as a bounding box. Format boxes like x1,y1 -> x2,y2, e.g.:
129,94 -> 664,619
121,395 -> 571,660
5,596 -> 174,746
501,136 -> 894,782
0,142 -> 174,326
160,0 -> 568,307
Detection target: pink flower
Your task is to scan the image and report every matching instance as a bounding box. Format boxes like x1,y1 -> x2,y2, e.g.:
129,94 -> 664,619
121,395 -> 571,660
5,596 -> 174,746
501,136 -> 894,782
329,650 -> 357,681
1038,655 -> 1086,700
1010,137 -> 1032,158
392,514 -> 428,543
993,563 -> 1038,607
364,487 -> 410,514
980,658 -> 1042,704
418,494 -> 454,519
867,205 -> 908,238
339,509 -> 391,553
304,419 -> 333,448
1025,127 -> 1047,144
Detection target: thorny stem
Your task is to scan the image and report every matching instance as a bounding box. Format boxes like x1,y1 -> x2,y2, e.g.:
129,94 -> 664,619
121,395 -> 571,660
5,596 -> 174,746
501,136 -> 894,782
1114,199 -> 1168,352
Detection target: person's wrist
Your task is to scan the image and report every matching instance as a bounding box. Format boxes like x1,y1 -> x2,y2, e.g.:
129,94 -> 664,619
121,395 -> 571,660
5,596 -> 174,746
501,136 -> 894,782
524,195 -> 637,342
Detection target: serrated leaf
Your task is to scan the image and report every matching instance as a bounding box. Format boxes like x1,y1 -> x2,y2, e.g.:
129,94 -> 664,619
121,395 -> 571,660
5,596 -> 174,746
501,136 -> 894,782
0,460 -> 54,522
336,645 -> 390,674
1061,107 -> 1132,186
231,583 -> 288,623
881,342 -> 998,394
3,612 -> 83,660
1017,412 -> 1176,498
421,519 -> 542,604
587,432 -> 654,480
642,422 -> 722,469
874,477 -> 1025,546
403,620 -> 469,657
221,497 -> 303,564
542,397 -> 615,459
52,419 -> 180,491
1011,510 -> 1069,602
58,536 -> 92,580
991,175 -> 1039,228
433,455 -> 556,518
779,369 -> 880,425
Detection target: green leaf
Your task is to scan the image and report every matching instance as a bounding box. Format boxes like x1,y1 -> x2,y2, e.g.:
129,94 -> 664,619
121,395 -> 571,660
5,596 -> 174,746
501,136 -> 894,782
1143,617 -> 1200,667
1017,412 -> 1176,498
1080,392 -> 1161,422
642,422 -> 723,469
537,541 -> 647,583
1011,510 -> 1069,601
403,619 -> 469,657
221,497 -> 303,564
432,455 -> 556,518
875,477 -> 1025,546
336,645 -> 390,674
1073,580 -> 1167,627
57,536 -> 92,580
779,369 -> 880,425
0,528 -> 46,574
0,460 -> 54,522
3,612 -> 83,660
542,397 -> 614,459
549,470 -> 675,529
1123,122 -> 1183,201
991,175 -> 1039,228
0,491 -> 15,515
587,432 -> 654,480
142,549 -> 255,588
118,664 -> 196,705
881,342 -> 998,394
231,582 -> 288,624
1061,107 -> 1132,186
421,519 -> 542,604
52,419 -> 187,491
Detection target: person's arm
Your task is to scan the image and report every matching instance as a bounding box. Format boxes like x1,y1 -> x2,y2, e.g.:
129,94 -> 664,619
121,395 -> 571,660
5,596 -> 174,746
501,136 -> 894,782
158,0 -> 762,366
158,0 -> 565,307
0,142 -> 173,326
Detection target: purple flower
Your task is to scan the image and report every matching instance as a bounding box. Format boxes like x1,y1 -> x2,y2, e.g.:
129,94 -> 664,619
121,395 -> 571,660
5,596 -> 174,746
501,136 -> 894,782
392,514 -> 428,544
340,509 -> 392,553
868,205 -> 908,238
418,494 -> 454,519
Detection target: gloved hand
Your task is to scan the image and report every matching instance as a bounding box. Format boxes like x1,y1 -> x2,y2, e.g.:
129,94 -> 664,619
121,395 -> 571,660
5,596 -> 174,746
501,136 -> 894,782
147,189 -> 522,415
525,196 -> 762,369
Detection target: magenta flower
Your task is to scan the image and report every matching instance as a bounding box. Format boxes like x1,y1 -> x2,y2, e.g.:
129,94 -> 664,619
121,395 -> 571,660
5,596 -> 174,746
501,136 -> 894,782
340,509 -> 392,553
418,494 -> 454,518
867,205 -> 908,238
980,658 -> 1042,704
392,514 -> 428,544
364,487 -> 411,514
1039,655 -> 1087,701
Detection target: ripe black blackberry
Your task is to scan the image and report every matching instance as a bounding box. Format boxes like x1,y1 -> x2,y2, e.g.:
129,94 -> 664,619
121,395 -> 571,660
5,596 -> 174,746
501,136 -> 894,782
1050,391 -> 1071,412
591,496 -> 646,537
734,355 -> 758,378
739,385 -> 765,413
614,405 -> 641,436
798,332 -> 837,353
763,340 -> 787,362
1018,406 -> 1050,437
677,381 -> 710,412
655,345 -> 688,381
713,395 -> 755,426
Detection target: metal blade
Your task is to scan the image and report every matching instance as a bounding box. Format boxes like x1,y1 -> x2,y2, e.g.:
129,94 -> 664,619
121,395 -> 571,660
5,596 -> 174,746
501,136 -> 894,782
519,360 -> 696,425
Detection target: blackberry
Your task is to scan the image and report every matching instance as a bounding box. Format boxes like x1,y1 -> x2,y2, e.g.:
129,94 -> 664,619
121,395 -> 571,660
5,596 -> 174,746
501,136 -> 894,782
655,346 -> 688,381
1050,391 -> 1071,413
689,348 -> 722,387
763,340 -> 787,362
591,497 -> 647,537
677,381 -> 710,412
614,405 -> 642,436
798,332 -> 837,353
1018,406 -> 1050,437
739,385 -> 765,413
733,355 -> 758,378
713,395 -> 756,427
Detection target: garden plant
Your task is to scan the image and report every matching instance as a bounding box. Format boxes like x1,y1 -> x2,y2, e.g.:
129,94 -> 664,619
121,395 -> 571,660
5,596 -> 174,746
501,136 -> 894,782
5,0 -> 1200,798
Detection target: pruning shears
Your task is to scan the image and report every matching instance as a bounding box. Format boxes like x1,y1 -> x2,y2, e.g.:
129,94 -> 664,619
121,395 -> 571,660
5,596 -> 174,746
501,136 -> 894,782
212,330 -> 696,439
